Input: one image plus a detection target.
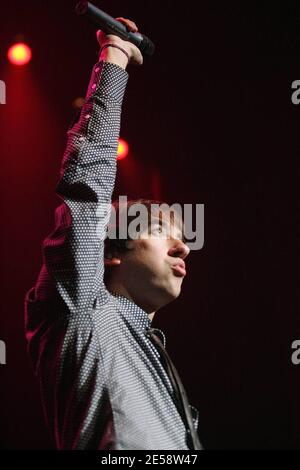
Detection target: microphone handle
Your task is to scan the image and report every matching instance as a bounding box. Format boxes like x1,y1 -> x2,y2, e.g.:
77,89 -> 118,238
76,1 -> 155,56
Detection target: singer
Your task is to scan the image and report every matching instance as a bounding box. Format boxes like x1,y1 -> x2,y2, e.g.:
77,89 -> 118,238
24,18 -> 202,450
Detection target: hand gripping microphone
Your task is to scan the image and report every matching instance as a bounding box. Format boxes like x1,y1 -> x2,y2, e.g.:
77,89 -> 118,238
76,1 -> 155,56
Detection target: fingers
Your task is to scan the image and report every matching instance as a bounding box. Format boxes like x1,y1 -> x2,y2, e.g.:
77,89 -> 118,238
96,16 -> 138,46
95,18 -> 143,67
96,29 -> 105,44
115,17 -> 138,33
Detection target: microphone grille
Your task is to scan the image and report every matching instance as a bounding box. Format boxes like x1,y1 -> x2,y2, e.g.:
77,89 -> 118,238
140,35 -> 155,56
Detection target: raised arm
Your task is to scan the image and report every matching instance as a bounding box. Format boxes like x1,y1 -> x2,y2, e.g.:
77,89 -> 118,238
35,21 -> 143,314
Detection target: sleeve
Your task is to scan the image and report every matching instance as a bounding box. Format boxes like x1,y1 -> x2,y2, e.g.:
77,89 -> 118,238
36,60 -> 128,314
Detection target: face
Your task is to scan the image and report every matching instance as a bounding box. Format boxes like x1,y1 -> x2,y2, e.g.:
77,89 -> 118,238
117,217 -> 190,311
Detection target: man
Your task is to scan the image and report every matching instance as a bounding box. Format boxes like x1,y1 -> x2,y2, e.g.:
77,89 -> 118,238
24,18 -> 202,450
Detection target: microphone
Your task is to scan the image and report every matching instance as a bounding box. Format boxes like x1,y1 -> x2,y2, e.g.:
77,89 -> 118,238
76,1 -> 155,56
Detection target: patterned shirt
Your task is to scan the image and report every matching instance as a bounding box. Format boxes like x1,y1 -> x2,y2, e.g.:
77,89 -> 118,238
24,60 -> 201,450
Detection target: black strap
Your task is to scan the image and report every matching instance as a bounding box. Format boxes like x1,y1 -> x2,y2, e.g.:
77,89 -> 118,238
147,329 -> 202,450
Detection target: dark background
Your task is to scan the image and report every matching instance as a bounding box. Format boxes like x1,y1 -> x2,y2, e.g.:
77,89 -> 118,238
0,0 -> 299,449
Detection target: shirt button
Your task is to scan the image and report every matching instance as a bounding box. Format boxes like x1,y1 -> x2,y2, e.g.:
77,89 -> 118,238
91,83 -> 97,90
85,114 -> 91,119
95,67 -> 99,73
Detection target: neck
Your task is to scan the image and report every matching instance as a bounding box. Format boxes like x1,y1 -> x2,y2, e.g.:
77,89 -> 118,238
107,281 -> 156,321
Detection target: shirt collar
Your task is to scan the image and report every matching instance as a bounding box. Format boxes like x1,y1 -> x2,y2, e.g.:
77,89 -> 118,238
110,292 -> 152,332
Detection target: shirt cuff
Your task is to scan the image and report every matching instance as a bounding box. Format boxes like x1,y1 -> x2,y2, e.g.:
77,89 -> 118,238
86,60 -> 129,106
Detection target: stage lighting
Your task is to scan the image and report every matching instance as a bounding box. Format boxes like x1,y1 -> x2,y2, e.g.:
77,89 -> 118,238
7,42 -> 32,66
117,138 -> 129,160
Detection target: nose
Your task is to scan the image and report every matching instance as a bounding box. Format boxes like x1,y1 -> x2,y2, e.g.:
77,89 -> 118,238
168,239 -> 190,260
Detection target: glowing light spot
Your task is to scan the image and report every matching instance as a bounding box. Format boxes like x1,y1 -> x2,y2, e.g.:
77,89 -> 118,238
8,42 -> 32,66
117,138 -> 129,160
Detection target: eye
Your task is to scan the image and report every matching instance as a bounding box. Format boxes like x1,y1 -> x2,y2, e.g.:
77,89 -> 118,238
151,222 -> 167,235
151,225 -> 163,234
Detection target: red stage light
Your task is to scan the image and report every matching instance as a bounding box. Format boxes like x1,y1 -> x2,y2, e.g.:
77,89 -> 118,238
117,138 -> 129,160
7,42 -> 32,65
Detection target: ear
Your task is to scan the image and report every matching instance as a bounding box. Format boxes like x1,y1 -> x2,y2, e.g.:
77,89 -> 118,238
104,256 -> 121,267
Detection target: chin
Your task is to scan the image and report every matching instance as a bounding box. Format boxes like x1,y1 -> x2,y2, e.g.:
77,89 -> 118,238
166,283 -> 182,301
153,277 -> 182,305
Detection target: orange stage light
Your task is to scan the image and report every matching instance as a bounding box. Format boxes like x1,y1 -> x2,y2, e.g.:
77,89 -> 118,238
117,138 -> 129,160
8,42 -> 32,66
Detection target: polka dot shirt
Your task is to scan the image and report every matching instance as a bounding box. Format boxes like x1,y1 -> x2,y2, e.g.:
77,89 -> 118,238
24,61 -> 201,450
